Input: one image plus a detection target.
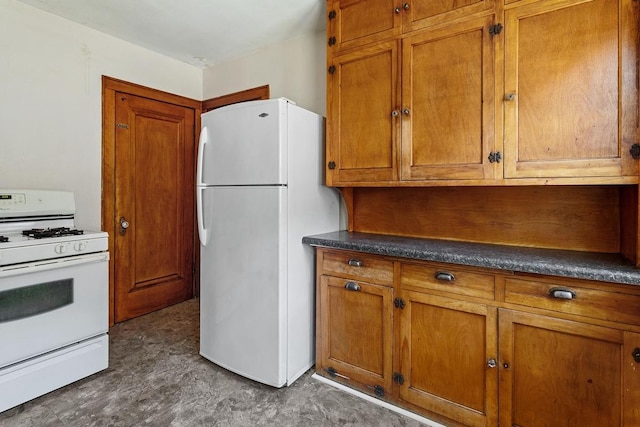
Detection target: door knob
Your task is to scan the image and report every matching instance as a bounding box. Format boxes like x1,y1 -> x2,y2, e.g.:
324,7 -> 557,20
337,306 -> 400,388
119,217 -> 130,235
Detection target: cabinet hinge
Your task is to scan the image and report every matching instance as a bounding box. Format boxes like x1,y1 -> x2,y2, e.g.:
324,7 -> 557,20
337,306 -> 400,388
328,37 -> 337,46
394,298 -> 405,309
328,161 -> 337,170
488,151 -> 502,163
630,143 -> 640,160
393,372 -> 405,385
328,65 -> 336,74
489,23 -> 503,36
367,384 -> 385,397
328,10 -> 336,20
325,366 -> 350,380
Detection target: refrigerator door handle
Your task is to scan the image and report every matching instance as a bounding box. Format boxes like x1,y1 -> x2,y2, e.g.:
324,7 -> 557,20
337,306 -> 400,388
196,126 -> 208,187
196,126 -> 208,246
197,186 -> 208,247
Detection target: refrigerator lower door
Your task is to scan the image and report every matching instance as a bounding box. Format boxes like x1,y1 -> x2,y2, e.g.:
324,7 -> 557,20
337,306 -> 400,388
199,186 -> 288,387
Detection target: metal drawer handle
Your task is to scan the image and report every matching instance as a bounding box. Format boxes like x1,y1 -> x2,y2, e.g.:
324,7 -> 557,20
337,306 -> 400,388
348,259 -> 362,267
549,287 -> 577,300
345,281 -> 361,292
435,271 -> 455,282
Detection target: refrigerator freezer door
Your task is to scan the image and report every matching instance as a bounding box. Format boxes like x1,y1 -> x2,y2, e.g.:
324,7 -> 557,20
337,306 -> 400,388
199,99 -> 288,186
199,186 -> 288,387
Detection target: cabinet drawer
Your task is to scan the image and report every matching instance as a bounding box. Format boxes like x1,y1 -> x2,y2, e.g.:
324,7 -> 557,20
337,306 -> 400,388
504,277 -> 640,325
400,262 -> 495,300
320,250 -> 394,285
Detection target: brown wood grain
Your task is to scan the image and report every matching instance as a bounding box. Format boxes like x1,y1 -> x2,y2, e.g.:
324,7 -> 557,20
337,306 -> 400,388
399,291 -> 498,426
499,309 -> 623,427
402,15 -> 496,181
327,41 -> 400,184
350,186 -> 622,252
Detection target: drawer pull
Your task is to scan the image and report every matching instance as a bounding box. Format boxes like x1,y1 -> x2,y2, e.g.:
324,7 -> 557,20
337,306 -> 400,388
348,259 -> 362,267
549,287 -> 577,300
435,271 -> 455,282
345,281 -> 361,292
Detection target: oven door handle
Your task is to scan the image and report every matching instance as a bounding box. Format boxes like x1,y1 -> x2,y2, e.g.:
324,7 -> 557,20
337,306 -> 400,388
0,252 -> 109,279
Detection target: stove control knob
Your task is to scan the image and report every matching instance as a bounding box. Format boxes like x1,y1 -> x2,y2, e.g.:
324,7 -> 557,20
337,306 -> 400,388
55,243 -> 68,254
74,241 -> 87,252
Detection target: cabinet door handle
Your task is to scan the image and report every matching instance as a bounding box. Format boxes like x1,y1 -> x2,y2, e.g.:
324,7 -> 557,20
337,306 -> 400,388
394,6 -> 401,13
345,281 -> 361,292
403,3 -> 410,10
487,358 -> 497,368
348,259 -> 362,267
549,287 -> 577,300
435,271 -> 455,282
391,110 -> 400,117
402,108 -> 411,116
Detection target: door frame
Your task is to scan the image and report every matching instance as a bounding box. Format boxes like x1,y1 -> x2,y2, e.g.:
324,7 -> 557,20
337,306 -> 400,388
103,78 -> 270,325
202,84 -> 269,112
102,76 -> 201,326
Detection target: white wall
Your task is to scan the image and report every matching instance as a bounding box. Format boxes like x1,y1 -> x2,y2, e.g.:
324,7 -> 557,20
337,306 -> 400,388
0,0 -> 202,230
202,30 -> 345,227
203,31 -> 327,117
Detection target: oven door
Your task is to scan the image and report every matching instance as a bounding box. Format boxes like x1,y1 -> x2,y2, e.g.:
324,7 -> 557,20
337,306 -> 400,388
0,252 -> 109,367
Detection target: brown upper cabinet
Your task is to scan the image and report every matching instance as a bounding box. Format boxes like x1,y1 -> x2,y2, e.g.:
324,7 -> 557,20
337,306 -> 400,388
327,0 -> 495,54
325,0 -> 639,186
503,0 -> 638,180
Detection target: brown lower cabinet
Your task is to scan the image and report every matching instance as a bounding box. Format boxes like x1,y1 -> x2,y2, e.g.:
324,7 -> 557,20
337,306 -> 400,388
314,248 -> 640,427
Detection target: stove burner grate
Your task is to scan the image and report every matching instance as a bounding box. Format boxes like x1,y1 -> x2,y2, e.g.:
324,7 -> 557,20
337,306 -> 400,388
22,227 -> 84,239
0,236 -> 8,243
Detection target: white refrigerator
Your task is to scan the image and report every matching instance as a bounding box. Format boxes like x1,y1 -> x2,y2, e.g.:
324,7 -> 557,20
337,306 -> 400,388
196,98 -> 340,387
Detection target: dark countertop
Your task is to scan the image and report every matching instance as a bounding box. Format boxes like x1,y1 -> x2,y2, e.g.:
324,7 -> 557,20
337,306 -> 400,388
302,231 -> 640,286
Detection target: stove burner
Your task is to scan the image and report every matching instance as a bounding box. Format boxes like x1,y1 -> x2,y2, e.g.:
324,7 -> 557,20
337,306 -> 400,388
0,236 -> 8,243
22,227 -> 84,239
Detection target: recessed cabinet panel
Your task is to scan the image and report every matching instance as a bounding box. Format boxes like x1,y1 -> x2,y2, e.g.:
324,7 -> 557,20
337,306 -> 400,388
401,16 -> 496,180
499,310 -> 623,426
404,0 -> 495,33
399,291 -> 498,425
330,0 -> 400,52
503,0 -> 638,179
327,42 -> 399,184
317,274 -> 394,391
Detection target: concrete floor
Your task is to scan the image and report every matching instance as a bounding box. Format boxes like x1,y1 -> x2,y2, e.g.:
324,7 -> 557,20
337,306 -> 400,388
0,299 -> 427,426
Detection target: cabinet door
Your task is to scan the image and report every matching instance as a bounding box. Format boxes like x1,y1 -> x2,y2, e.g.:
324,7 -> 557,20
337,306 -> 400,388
403,0 -> 495,33
401,15 -> 497,181
503,0 -> 639,179
498,309 -> 635,427
327,41 -> 400,185
327,0 -> 400,53
398,291 -> 498,426
317,275 -> 394,396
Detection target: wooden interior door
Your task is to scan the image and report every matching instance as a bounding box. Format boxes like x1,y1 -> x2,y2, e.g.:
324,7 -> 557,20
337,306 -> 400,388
112,92 -> 195,322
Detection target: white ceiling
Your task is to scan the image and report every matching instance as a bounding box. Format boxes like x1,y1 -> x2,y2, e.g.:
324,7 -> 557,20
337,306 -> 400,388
15,0 -> 326,68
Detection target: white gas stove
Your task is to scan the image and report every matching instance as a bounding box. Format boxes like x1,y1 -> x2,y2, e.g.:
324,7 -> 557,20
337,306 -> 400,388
0,189 -> 109,413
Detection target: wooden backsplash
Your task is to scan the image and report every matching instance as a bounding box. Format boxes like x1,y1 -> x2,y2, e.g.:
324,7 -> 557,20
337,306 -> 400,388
345,186 -> 637,254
